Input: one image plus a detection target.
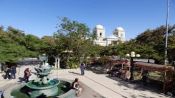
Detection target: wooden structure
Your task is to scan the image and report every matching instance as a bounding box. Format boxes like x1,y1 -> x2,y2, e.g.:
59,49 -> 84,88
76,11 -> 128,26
106,59 -> 131,79
134,62 -> 174,93
107,59 -> 130,69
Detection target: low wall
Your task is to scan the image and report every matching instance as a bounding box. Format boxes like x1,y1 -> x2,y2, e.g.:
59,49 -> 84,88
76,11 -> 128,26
58,89 -> 76,98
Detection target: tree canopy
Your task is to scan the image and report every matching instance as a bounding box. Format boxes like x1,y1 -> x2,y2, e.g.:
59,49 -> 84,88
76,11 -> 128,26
0,26 -> 40,63
1,18 -> 174,66
112,25 -> 175,64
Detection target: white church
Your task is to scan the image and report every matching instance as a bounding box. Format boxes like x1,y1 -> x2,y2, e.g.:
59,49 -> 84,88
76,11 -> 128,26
93,25 -> 125,46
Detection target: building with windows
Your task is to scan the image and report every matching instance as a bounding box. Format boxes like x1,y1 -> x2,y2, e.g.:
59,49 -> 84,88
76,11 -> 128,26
93,25 -> 125,46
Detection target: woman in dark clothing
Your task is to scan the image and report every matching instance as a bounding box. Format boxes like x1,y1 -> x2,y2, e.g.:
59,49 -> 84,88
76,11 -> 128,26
24,68 -> 31,82
4,67 -> 11,79
11,66 -> 16,79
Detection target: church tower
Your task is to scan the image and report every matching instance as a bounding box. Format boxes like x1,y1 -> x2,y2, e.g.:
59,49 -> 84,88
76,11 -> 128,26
94,25 -> 105,41
113,27 -> 125,42
93,25 -> 106,46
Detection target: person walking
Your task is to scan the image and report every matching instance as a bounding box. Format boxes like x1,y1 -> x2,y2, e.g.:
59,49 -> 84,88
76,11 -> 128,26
80,63 -> 85,75
4,67 -> 11,79
11,66 -> 16,79
24,68 -> 31,82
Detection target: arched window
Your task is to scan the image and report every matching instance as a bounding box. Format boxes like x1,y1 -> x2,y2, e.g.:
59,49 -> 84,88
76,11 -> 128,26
100,32 -> 102,37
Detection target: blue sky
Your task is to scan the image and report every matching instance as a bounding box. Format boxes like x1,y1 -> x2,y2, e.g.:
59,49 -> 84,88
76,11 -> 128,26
0,0 -> 175,40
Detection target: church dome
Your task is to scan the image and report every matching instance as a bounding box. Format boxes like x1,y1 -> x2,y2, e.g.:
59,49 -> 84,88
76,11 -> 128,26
116,27 -> 124,32
96,25 -> 104,29
113,27 -> 125,37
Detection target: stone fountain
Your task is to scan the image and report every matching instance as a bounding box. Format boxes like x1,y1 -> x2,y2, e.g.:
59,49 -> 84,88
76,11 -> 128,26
22,62 -> 60,97
9,54 -> 74,98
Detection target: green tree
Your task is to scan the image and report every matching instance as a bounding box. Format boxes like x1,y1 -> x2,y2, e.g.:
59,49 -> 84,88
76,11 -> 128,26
0,26 -> 38,63
114,25 -> 175,64
55,17 -> 95,68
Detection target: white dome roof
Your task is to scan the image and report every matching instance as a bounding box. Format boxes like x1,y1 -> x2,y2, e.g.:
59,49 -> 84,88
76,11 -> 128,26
116,27 -> 124,32
96,25 -> 104,29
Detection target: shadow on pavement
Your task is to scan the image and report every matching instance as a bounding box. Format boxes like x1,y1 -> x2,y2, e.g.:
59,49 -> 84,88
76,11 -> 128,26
18,77 -> 25,83
68,71 -> 81,76
106,76 -> 169,98
86,66 -> 107,74
68,71 -> 106,98
78,82 -> 106,98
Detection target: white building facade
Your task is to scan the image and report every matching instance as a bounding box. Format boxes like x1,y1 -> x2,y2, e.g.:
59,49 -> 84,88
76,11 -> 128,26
93,25 -> 125,46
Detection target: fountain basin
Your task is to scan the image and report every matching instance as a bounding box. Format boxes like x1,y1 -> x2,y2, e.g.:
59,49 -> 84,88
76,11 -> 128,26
26,79 -> 59,89
10,80 -> 72,98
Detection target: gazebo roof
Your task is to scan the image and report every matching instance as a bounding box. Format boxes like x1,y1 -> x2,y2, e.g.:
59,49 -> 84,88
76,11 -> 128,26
134,62 -> 174,72
109,59 -> 130,66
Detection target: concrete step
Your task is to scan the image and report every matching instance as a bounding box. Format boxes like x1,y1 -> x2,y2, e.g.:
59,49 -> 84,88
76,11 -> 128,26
0,79 -> 18,90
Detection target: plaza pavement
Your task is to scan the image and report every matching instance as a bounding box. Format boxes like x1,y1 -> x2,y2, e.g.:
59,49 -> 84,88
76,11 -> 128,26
0,65 -> 172,98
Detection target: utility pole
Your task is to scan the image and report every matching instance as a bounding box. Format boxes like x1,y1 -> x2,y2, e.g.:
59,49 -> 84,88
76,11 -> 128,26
164,0 -> 170,65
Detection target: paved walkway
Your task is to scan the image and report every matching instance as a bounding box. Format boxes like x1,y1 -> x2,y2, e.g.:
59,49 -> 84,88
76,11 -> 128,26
53,69 -> 171,98
0,66 -> 172,98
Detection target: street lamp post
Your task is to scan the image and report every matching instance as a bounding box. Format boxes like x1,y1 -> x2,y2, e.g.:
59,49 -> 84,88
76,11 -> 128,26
126,51 -> 140,80
164,0 -> 170,65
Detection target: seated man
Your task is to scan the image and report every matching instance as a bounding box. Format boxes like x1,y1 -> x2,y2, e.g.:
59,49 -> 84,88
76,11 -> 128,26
72,78 -> 82,96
